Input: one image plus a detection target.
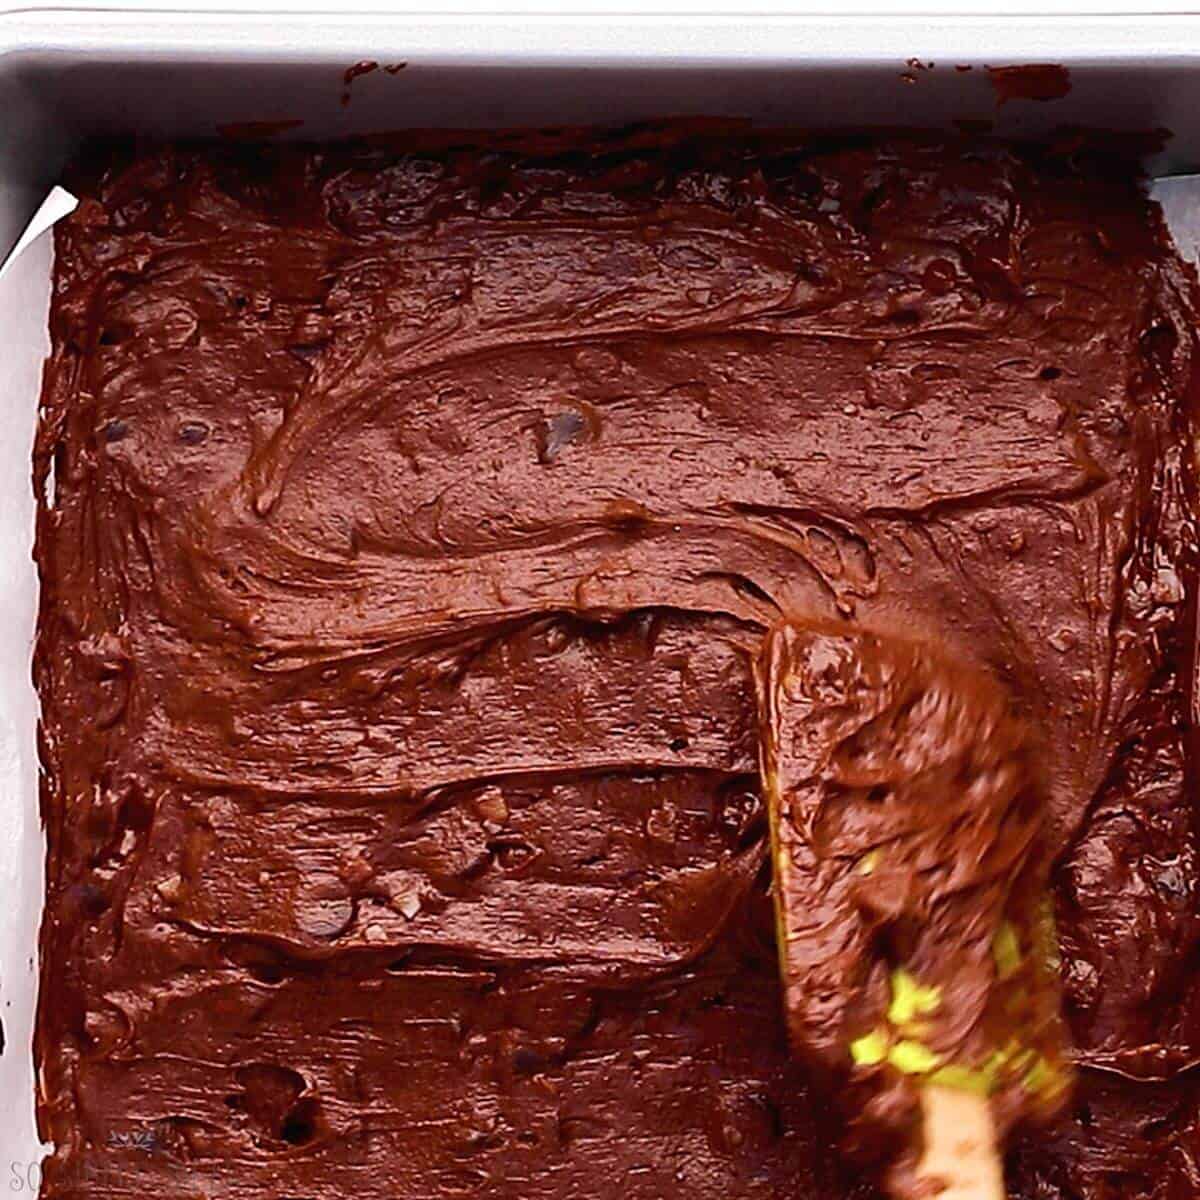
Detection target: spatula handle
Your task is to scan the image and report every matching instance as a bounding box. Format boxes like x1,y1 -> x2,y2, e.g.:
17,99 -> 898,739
916,1085 -> 1005,1200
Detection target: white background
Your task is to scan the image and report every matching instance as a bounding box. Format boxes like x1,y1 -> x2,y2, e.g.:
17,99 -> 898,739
7,1 -> 1198,14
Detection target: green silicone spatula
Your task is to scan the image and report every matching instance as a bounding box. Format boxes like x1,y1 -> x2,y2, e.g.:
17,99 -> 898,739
755,623 -> 1069,1200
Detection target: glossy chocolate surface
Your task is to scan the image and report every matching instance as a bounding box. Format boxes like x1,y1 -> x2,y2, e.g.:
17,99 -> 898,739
34,127 -> 1200,1198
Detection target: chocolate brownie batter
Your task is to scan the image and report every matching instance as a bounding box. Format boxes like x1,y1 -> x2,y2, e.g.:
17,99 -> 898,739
33,126 -> 1200,1198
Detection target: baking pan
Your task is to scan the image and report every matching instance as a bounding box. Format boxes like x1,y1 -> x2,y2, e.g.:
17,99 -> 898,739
7,10 -> 1200,258
4,8 -> 1200,1188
